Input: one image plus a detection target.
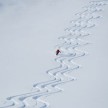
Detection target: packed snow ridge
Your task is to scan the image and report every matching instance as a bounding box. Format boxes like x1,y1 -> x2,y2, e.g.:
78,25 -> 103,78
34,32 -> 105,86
0,0 -> 108,108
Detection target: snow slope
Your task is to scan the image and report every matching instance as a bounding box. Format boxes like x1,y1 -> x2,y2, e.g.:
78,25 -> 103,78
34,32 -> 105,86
0,0 -> 108,108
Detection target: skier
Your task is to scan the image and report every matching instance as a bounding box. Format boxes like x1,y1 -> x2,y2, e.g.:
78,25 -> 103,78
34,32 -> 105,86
56,49 -> 61,55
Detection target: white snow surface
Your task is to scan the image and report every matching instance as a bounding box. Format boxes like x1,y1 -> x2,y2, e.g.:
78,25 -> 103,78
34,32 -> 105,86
0,0 -> 108,108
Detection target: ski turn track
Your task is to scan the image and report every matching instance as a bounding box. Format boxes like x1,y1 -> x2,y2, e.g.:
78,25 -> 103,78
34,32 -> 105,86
0,0 -> 108,108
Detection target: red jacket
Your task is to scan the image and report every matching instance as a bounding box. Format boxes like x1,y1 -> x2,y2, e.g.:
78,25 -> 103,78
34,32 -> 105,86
56,49 -> 61,55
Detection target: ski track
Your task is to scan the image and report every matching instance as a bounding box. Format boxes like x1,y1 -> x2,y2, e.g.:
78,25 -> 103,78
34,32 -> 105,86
0,0 -> 108,108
